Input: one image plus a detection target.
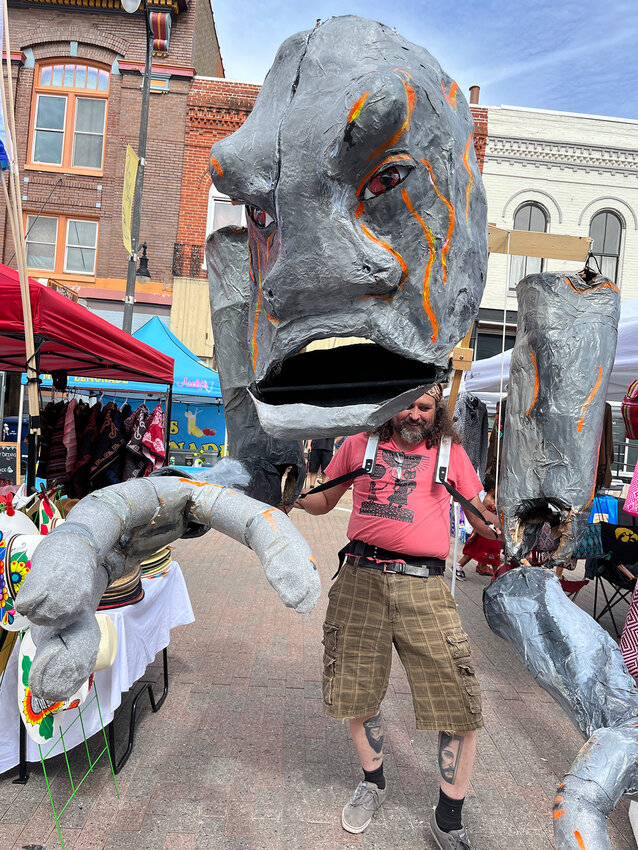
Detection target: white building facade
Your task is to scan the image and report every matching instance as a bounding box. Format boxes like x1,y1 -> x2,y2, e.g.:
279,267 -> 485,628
476,104 -> 638,360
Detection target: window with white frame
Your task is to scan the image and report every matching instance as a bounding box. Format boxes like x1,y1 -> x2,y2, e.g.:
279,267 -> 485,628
508,202 -> 548,290
206,185 -> 245,237
25,214 -> 98,277
589,210 -> 623,284
30,62 -> 109,172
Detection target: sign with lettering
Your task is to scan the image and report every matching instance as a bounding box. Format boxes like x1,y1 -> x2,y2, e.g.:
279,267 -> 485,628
0,442 -> 19,485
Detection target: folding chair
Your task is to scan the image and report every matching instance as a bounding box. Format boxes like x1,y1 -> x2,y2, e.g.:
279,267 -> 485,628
592,560 -> 636,638
559,577 -> 589,602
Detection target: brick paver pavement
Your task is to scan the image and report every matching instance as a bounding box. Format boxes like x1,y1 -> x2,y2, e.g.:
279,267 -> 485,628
1,508 -> 636,849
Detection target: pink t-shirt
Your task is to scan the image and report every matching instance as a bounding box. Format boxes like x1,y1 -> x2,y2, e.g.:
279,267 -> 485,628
326,432 -> 482,560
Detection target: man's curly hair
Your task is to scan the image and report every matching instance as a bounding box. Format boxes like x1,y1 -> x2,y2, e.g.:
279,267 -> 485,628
373,399 -> 461,449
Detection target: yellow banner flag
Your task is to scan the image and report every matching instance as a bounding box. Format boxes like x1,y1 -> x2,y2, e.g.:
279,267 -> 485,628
122,144 -> 139,256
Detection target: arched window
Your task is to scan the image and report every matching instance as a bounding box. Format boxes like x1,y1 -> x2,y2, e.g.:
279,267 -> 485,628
206,184 -> 245,237
589,210 -> 623,284
508,202 -> 548,290
29,61 -> 110,172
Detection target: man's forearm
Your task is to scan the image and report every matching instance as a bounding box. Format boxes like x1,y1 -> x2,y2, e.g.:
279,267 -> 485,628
298,490 -> 333,515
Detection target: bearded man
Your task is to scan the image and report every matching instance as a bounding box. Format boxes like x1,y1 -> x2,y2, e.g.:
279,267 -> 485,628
299,385 -> 500,850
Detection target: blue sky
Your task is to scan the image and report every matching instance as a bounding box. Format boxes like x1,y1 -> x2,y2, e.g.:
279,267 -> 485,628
211,0 -> 638,120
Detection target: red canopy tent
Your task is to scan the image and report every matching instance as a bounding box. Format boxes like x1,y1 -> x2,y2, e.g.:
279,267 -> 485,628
0,264 -> 174,383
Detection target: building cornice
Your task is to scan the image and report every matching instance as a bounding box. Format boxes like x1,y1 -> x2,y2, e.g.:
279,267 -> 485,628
486,134 -> 638,178
16,0 -> 187,15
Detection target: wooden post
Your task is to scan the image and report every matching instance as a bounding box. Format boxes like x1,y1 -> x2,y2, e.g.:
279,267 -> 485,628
447,324 -> 474,416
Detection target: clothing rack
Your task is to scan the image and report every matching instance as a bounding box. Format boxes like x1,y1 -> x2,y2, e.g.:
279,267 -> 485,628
18,382 -> 173,491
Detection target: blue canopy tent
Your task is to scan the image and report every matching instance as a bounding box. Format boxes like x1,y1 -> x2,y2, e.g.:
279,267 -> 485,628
29,317 -> 225,465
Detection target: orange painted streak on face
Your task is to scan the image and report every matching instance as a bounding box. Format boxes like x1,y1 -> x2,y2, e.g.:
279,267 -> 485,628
209,156 -> 224,177
252,242 -> 263,371
553,810 -> 566,821
526,352 -> 539,418
247,243 -> 255,282
578,366 -> 603,433
574,831 -> 587,850
401,188 -> 438,342
347,91 -> 370,123
356,153 -> 414,199
565,275 -> 619,295
265,232 -> 274,265
393,68 -> 413,78
367,78 -> 416,162
360,223 -> 409,291
441,80 -> 459,109
355,201 -> 365,219
462,133 -> 474,226
420,158 -> 455,283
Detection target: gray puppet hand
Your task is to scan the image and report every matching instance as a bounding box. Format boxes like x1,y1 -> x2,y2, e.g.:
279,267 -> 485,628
16,524 -> 107,629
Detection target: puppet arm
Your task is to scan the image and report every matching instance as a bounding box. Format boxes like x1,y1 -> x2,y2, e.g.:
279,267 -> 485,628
16,475 -> 320,700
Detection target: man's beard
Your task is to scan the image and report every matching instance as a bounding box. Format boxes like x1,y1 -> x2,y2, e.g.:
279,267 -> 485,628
396,418 -> 433,445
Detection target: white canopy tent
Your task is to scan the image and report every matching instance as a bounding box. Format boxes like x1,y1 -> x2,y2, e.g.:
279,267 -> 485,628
464,297 -> 638,411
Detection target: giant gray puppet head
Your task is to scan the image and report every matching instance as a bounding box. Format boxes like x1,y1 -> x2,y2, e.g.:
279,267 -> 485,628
207,15 -> 487,439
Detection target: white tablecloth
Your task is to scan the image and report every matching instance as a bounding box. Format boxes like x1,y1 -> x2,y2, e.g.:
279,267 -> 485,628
0,562 -> 194,773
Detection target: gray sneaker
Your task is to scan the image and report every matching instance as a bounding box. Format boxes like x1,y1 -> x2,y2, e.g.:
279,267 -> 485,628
341,780 -> 387,833
429,809 -> 473,849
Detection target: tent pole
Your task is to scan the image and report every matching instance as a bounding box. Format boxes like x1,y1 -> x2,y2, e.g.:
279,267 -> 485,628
1,3 -> 41,485
164,386 -> 173,466
16,380 -> 24,480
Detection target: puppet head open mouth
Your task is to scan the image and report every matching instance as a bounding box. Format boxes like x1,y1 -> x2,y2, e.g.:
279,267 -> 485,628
249,338 -> 448,439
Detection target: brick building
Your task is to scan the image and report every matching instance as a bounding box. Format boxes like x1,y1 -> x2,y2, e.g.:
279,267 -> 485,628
1,0 -> 222,332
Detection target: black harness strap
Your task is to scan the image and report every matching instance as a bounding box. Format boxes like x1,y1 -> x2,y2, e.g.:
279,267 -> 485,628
299,434 -> 379,500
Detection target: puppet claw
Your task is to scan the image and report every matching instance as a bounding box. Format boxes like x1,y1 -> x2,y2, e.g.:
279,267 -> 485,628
28,613 -> 101,701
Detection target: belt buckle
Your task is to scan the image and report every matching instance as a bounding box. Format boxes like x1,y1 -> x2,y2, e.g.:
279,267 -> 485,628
383,561 -> 403,574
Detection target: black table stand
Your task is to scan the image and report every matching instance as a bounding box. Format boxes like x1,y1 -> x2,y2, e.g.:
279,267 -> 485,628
107,647 -> 169,774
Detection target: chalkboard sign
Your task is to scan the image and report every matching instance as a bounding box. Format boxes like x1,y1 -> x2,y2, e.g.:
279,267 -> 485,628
0,442 -> 20,485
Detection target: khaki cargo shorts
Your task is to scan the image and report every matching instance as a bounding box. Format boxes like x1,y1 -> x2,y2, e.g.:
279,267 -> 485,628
322,562 -> 483,732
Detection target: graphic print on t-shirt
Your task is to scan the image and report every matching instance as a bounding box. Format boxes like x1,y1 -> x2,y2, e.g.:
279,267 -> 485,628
360,448 -> 429,523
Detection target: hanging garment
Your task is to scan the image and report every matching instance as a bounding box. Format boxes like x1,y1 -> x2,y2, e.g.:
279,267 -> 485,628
486,398 -> 507,480
122,403 -> 150,481
596,403 -> 614,490
620,583 -> 638,679
621,379 -> 638,440
69,402 -> 102,499
46,401 -> 69,490
599,522 -> 638,568
89,402 -> 126,490
63,398 -> 79,480
141,403 -> 166,472
37,400 -> 65,480
453,393 -> 489,480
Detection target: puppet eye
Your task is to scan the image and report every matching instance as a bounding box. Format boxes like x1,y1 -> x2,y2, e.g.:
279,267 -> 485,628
246,205 -> 274,229
363,164 -> 412,200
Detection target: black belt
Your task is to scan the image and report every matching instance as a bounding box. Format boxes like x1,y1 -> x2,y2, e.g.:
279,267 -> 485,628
334,539 -> 445,579
344,554 -> 444,578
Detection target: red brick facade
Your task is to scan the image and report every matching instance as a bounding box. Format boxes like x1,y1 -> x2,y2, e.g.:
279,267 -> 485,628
470,105 -> 488,173
1,0 -> 221,311
175,77 -> 259,276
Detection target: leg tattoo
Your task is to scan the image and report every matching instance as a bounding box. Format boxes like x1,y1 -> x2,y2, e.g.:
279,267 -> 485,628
363,713 -> 384,761
438,731 -> 464,785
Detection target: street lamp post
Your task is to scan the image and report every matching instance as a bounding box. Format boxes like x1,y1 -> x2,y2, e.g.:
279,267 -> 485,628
122,6 -> 153,334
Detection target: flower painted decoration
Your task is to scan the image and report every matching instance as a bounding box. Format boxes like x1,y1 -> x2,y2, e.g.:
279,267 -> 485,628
21,655 -> 64,739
